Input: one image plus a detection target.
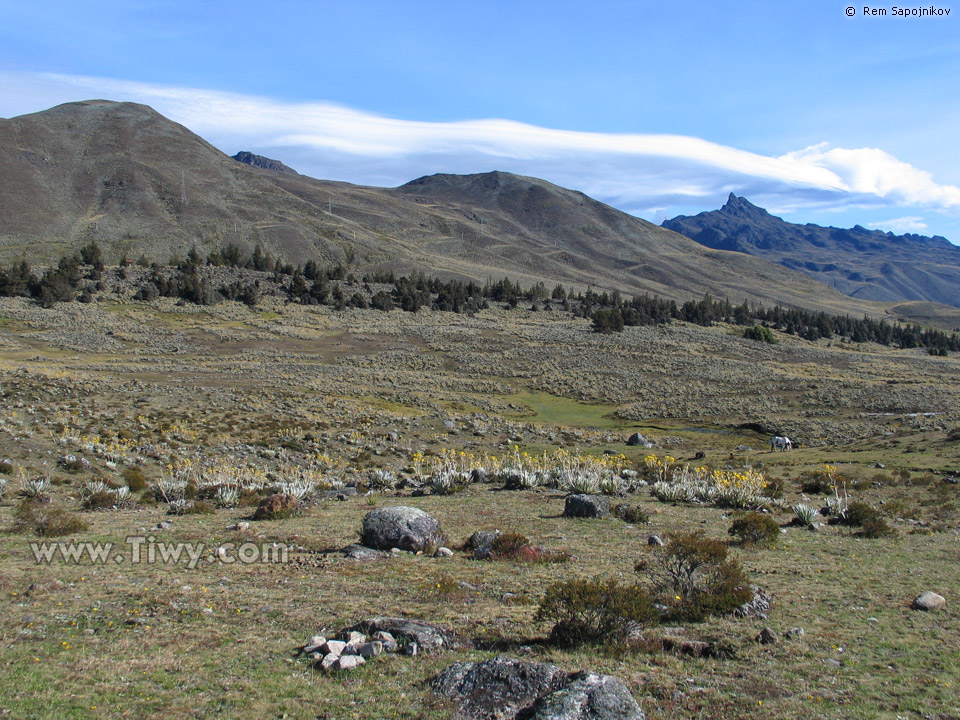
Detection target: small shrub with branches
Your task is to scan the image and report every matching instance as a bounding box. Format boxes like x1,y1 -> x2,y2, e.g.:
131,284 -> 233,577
636,530 -> 753,621
535,577 -> 657,647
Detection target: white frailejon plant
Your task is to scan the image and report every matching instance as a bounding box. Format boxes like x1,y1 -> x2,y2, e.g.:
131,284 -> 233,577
84,480 -> 112,497
167,499 -> 190,515
278,480 -> 316,502
215,485 -> 239,508
651,480 -> 691,503
113,485 -> 131,502
792,503 -> 819,527
152,478 -> 187,502
367,469 -> 399,491
20,474 -> 51,499
0,476 -> 7,498
598,473 -> 626,496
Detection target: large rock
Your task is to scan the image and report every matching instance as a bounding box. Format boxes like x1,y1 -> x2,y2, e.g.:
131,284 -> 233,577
432,658 -> 644,720
563,494 -> 610,519
524,671 -> 645,720
912,591 -> 946,611
342,617 -> 470,654
626,432 -> 652,448
432,656 -> 568,720
360,506 -> 444,552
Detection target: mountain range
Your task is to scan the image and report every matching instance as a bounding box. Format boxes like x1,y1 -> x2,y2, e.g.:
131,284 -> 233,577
663,194 -> 960,308
1,99 -> 957,324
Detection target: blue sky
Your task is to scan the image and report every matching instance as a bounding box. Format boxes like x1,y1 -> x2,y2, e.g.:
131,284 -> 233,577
2,0 -> 959,242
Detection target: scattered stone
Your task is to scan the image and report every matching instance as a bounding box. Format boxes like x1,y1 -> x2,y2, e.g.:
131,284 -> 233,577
563,494 -> 610,519
319,653 -> 339,671
825,658 -> 842,667
342,630 -> 366,646
333,654 -> 365,671
434,546 -> 454,558
320,639 -> 346,656
302,635 -> 327,654
911,591 -> 946,611
755,627 -> 778,645
647,534 -> 665,546
784,627 -> 805,640
404,641 -> 418,656
357,641 -> 383,658
360,506 -> 444,552
341,543 -> 387,561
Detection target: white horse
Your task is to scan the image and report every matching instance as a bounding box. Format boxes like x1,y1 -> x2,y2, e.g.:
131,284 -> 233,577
770,436 -> 793,452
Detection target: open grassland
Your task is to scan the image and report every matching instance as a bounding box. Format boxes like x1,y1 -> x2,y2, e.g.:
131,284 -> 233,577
1,295 -> 959,719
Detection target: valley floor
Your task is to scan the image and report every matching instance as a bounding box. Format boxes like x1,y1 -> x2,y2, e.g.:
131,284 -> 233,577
0,296 -> 958,719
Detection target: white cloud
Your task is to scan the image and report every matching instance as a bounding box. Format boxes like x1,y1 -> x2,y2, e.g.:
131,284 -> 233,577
866,216 -> 929,233
2,70 -> 960,225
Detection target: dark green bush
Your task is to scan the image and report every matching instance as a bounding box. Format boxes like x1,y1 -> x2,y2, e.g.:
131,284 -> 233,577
82,491 -> 117,511
839,501 -> 882,527
636,530 -> 753,622
535,577 -> 657,647
613,504 -> 651,524
744,325 -> 777,344
14,499 -> 88,537
183,500 -> 215,515
123,467 -> 148,492
859,516 -> 896,538
728,512 -> 780,547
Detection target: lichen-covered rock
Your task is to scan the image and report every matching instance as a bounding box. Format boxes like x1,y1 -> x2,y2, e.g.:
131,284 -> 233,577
524,671 -> 645,720
360,506 -> 444,552
563,494 -> 610,519
432,656 -> 568,720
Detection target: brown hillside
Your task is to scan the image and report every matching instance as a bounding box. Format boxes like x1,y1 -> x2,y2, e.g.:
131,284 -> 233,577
0,99 -> 947,320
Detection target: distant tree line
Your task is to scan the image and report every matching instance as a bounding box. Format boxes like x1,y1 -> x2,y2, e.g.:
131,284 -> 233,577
2,241 -> 958,354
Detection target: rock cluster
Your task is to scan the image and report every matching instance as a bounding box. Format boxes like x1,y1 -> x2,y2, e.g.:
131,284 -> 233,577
432,656 -> 644,720
299,617 -> 471,671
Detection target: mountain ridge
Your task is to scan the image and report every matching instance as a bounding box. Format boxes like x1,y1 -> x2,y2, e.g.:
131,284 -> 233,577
0,99 -> 951,322
663,194 -> 960,306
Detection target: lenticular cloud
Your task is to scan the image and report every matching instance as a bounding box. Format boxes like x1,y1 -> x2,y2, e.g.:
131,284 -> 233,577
3,71 -> 959,218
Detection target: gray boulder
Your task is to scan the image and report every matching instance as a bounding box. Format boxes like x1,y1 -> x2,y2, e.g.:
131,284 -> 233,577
626,432 -> 652,448
342,617 -> 470,654
564,494 -> 611,519
432,656 -> 567,720
524,671 -> 645,720
360,506 -> 444,552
